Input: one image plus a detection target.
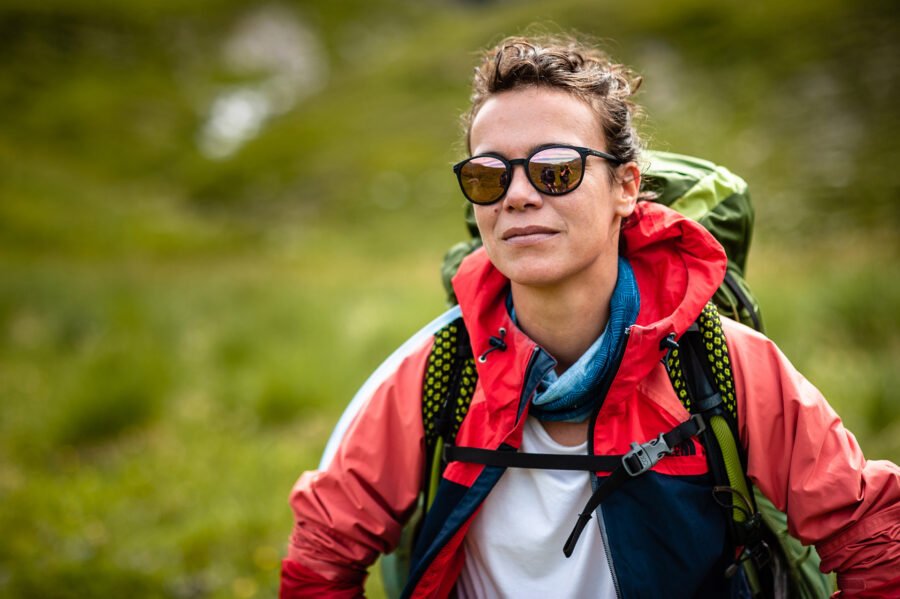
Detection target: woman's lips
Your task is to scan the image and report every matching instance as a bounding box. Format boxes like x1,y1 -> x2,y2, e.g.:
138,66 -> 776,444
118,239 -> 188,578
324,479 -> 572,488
501,226 -> 559,245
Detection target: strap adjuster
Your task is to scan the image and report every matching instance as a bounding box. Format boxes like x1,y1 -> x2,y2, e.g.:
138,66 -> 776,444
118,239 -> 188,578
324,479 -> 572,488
565,414 -> 707,557
621,414 -> 706,477
622,434 -> 670,476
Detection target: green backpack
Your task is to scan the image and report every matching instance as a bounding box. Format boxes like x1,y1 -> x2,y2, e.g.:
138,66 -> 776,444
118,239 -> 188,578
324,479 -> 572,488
380,151 -> 835,598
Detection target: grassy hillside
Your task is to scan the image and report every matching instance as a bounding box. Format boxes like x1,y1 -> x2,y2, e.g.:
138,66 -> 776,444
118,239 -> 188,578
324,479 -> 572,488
0,0 -> 897,596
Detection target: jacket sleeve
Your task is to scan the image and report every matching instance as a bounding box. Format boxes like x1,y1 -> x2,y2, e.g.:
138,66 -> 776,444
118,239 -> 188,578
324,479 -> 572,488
725,320 -> 900,598
279,340 -> 431,598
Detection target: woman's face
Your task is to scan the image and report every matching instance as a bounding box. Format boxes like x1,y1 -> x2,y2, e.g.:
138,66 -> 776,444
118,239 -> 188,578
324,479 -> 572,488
469,87 -> 639,290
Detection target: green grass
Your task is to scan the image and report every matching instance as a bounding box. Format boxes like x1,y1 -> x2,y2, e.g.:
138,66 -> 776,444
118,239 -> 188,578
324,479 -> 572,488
752,230 -> 900,460
0,230 -> 453,597
0,0 -> 897,596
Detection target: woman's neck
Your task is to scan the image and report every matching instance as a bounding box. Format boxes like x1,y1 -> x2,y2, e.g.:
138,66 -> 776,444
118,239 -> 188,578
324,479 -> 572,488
510,264 -> 618,372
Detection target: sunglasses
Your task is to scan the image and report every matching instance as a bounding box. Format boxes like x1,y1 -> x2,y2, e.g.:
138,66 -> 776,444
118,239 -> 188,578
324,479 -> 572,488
452,144 -> 622,205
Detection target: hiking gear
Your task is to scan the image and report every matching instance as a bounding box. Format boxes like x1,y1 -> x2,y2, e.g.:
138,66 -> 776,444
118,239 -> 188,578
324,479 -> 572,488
528,257 -> 640,423
405,301 -> 835,599
665,303 -> 836,597
641,151 -> 763,332
443,150 -> 764,333
452,144 -> 621,205
561,413 -> 707,557
282,202 -> 900,599
429,307 -> 718,562
403,202 -> 733,598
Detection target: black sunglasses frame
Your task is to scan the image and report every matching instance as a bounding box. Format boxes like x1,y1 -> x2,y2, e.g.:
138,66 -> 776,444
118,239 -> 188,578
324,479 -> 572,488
452,144 -> 623,205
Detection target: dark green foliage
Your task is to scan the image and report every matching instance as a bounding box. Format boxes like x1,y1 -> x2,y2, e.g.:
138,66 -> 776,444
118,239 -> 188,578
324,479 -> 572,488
4,560 -> 162,599
54,344 -> 171,446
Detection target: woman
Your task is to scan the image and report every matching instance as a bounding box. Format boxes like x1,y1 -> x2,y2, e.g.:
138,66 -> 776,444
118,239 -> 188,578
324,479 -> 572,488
281,35 -> 900,598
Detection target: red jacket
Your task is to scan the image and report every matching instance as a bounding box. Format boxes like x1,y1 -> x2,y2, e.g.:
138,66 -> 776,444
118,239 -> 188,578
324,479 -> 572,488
282,202 -> 900,598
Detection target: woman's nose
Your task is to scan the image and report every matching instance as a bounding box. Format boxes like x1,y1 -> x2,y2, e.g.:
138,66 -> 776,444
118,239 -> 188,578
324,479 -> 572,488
502,164 -> 543,211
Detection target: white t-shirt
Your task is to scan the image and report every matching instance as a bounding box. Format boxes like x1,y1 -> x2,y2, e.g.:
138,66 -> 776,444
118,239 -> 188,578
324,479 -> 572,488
456,417 -> 617,598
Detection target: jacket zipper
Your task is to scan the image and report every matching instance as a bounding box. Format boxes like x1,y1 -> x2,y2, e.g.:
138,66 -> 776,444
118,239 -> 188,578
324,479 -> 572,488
586,326 -> 631,599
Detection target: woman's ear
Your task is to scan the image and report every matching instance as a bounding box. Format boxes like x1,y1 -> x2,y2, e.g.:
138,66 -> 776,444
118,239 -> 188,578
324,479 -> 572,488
614,162 -> 641,218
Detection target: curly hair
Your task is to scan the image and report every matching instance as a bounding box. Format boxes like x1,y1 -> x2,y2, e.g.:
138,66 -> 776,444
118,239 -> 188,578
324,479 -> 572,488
463,34 -> 644,172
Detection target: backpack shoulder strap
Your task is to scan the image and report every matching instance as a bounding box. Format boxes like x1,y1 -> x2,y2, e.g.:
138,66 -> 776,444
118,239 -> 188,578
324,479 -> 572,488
666,302 -> 738,418
665,303 -> 756,523
421,316 -> 478,508
667,303 -> 776,594
381,317 -> 479,598
666,304 -> 836,597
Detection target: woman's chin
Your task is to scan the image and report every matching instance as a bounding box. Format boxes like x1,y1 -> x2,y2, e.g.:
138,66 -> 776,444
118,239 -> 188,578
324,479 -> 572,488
502,265 -> 570,289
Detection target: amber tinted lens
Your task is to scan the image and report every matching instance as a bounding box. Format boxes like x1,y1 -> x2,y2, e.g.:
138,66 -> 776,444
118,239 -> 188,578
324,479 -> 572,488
459,156 -> 509,204
527,147 -> 583,195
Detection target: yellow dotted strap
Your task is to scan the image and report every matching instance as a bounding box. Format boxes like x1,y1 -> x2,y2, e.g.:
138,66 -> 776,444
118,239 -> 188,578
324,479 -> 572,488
697,302 -> 737,420
665,302 -> 737,421
422,320 -> 478,456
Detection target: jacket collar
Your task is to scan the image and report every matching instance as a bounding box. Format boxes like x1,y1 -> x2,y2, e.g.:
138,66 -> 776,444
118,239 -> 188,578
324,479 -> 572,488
451,201 -> 727,416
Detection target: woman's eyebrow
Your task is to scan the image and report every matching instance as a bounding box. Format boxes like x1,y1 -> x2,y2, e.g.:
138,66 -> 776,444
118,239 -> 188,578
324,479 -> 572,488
472,141 -> 574,157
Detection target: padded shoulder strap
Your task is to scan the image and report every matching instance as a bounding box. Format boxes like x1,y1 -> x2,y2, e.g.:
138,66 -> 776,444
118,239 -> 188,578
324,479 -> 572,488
665,303 -> 771,594
421,317 -> 478,506
665,302 -> 738,420
665,303 -> 757,527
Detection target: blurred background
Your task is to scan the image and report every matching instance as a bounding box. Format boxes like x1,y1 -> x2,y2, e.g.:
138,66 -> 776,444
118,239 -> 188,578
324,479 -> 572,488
0,0 -> 897,597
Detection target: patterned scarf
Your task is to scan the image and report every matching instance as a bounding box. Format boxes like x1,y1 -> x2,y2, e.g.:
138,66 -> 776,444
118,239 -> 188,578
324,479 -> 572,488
526,257 -> 640,423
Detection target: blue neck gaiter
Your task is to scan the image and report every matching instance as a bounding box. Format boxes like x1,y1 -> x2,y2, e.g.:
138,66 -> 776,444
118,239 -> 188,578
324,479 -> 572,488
524,257 -> 640,423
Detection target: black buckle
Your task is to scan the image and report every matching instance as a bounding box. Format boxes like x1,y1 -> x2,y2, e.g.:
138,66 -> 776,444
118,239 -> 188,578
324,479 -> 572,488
725,539 -> 773,579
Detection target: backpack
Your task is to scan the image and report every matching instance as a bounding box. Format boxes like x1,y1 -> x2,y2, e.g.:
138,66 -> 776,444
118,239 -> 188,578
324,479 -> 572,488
379,151 -> 835,598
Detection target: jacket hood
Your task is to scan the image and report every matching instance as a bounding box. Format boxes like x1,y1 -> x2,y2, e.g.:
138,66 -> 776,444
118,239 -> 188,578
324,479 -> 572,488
621,200 -> 727,334
451,201 -> 727,410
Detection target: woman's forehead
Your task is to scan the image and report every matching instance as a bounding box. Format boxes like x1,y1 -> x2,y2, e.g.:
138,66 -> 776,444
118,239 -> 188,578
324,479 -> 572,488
469,87 -> 605,155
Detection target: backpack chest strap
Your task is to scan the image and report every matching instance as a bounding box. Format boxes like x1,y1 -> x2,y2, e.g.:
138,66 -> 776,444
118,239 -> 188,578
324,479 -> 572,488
444,414 -> 706,558
444,445 -> 621,472
563,414 -> 706,557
